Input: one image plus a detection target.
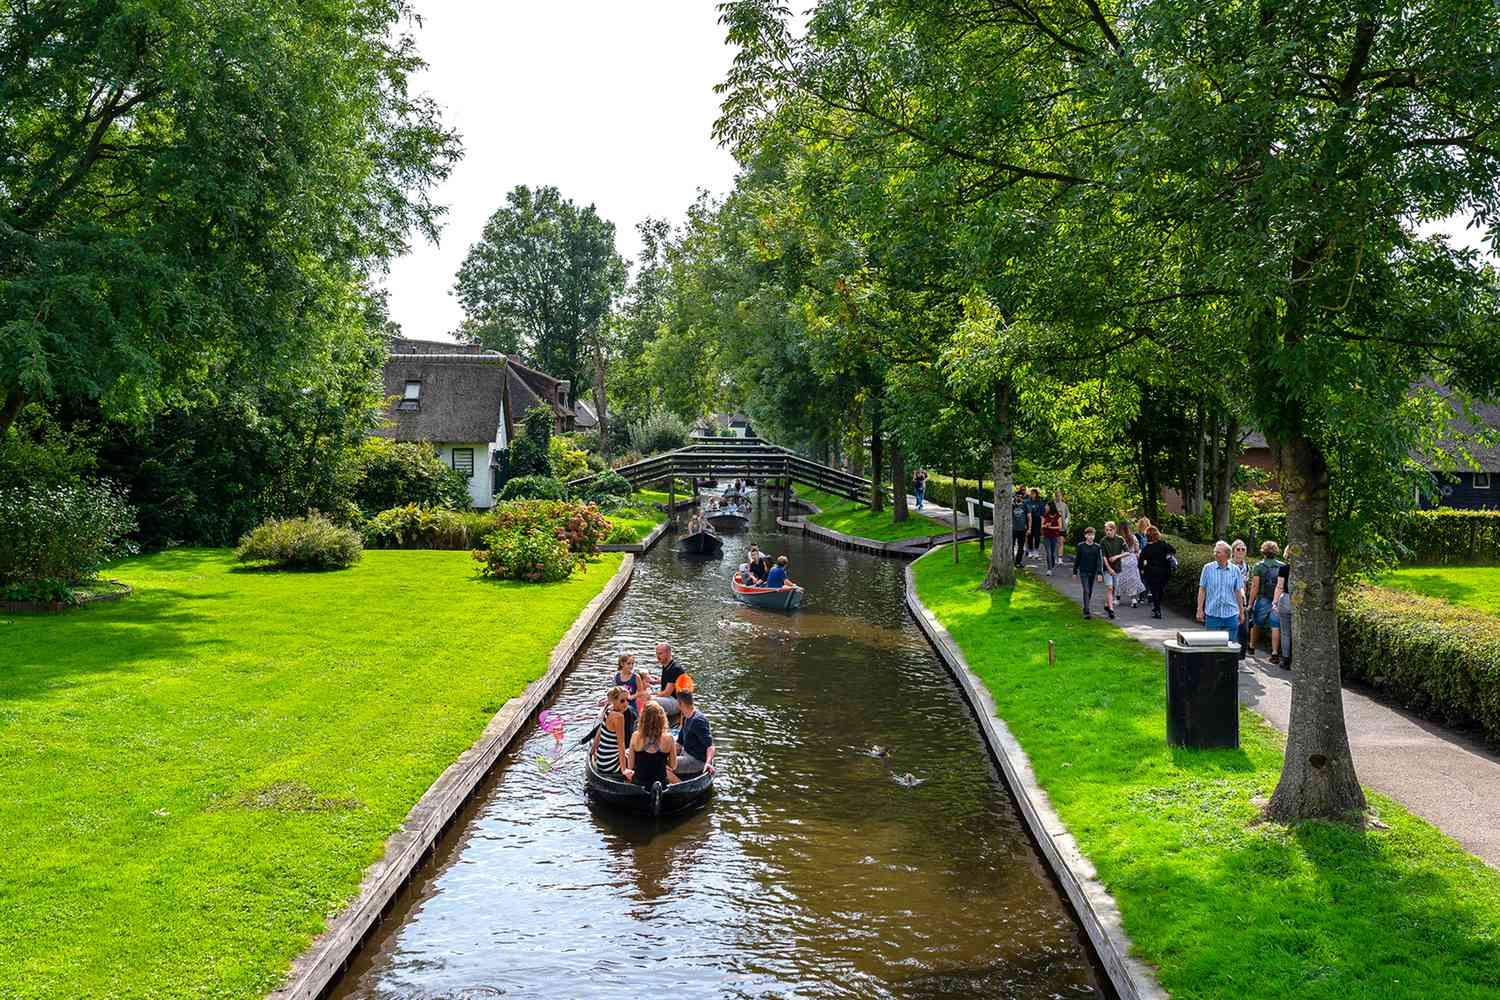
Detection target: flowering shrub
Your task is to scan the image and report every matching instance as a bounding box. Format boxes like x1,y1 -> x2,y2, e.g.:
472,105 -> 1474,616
492,499 -> 610,554
474,527 -> 577,582
498,474 -> 566,501
0,481 -> 138,595
234,513 -> 363,569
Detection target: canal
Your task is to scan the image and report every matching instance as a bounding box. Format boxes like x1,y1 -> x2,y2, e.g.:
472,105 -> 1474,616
332,501 -> 1104,999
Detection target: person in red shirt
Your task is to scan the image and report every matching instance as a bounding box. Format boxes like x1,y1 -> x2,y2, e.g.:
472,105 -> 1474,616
1041,501 -> 1065,575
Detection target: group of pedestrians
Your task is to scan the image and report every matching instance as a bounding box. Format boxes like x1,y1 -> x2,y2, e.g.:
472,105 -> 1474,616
1068,517 -> 1175,620
1197,539 -> 1292,666
1010,487 -> 1071,573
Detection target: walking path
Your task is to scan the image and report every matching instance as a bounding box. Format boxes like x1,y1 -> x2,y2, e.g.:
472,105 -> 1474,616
1024,552 -> 1500,870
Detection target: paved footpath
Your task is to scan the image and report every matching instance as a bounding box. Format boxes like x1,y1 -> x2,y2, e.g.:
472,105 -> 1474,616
1019,553 -> 1500,869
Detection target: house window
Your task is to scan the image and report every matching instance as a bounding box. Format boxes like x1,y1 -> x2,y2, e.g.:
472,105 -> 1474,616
398,380 -> 421,411
1476,473 -> 1491,490
451,448 -> 475,477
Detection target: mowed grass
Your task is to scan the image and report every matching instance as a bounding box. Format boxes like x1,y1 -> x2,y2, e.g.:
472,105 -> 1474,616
0,548 -> 622,999
795,484 -> 952,542
913,543 -> 1500,1000
1378,565 -> 1500,616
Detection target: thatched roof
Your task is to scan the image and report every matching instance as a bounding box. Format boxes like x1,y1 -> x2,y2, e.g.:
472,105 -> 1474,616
377,355 -> 507,444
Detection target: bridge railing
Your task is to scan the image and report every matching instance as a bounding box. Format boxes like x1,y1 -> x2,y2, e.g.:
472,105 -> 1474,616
567,439 -> 876,503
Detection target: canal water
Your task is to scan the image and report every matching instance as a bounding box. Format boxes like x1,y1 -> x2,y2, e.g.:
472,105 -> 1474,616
332,501 -> 1103,1000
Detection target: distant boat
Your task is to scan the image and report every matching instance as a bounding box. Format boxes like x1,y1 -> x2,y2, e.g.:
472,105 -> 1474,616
678,528 -> 723,555
585,759 -> 714,817
707,504 -> 750,530
731,571 -> 805,610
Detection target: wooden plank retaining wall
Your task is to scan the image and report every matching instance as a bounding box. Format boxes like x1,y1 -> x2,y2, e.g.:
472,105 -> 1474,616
268,554 -> 637,1000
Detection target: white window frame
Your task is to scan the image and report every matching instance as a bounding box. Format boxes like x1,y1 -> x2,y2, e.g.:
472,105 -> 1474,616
451,447 -> 475,477
403,380 -> 421,400
1475,472 -> 1491,490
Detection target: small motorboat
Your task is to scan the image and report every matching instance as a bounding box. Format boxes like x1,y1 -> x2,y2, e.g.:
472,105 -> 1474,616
731,571 -> 805,610
585,758 -> 714,817
678,527 -> 723,554
707,504 -> 750,530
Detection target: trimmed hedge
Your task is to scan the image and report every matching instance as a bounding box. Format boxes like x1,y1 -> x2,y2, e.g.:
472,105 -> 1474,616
1341,585 -> 1500,744
1401,510 -> 1500,564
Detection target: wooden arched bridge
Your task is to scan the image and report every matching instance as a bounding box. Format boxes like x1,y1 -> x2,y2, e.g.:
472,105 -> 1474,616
569,437 -> 875,517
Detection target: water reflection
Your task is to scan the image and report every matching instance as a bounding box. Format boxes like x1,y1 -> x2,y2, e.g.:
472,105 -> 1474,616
332,501 -> 1103,1000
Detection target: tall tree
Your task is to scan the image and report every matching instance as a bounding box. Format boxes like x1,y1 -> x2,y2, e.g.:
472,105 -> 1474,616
0,0 -> 458,435
453,185 -> 627,419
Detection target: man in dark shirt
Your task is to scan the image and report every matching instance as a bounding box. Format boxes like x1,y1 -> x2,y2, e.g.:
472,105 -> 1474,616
655,642 -> 685,715
1072,526 -> 1104,618
673,691 -> 714,776
1010,488 -> 1029,568
1024,488 -> 1047,555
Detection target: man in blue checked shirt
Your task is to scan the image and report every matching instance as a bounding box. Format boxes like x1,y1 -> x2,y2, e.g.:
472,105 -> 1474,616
1196,540 -> 1246,638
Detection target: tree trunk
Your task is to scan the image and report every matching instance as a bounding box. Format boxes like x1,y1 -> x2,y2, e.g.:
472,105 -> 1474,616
0,389 -> 23,437
1191,403 -> 1206,516
890,439 -> 909,522
983,378 -> 1016,590
1266,432 -> 1366,823
1212,413 -> 1238,539
592,346 -> 609,459
869,399 -> 885,514
1142,430 -> 1160,521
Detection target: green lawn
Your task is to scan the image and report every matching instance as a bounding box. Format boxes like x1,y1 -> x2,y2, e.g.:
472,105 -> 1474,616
1378,565 -> 1500,616
0,548 -> 622,999
795,484 -> 952,542
914,543 -> 1500,1000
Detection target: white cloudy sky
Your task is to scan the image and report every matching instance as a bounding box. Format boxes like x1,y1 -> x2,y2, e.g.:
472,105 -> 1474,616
382,2 -> 743,342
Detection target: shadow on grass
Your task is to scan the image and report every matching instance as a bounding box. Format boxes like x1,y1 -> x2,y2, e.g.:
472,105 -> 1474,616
2,586 -> 224,703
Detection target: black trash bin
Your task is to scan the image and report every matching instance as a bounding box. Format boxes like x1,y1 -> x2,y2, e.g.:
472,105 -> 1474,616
1163,636 -> 1240,749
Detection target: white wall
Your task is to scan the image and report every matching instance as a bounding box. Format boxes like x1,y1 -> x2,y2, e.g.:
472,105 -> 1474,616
436,442 -> 495,508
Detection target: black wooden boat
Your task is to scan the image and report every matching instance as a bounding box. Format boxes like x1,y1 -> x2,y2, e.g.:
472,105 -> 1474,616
585,758 -> 714,816
678,528 -> 723,554
731,571 -> 805,610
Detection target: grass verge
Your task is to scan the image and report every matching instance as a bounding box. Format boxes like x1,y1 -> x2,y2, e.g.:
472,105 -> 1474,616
913,542 -> 1500,999
0,548 -> 623,999
795,484 -> 952,542
1378,565 -> 1500,616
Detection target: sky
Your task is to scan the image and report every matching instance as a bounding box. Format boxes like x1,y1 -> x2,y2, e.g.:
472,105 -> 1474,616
381,2 -> 744,343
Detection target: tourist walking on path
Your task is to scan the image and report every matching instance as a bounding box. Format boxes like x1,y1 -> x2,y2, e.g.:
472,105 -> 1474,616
1138,526 -> 1176,620
1099,521 -> 1128,619
913,468 -> 928,510
1273,555 -> 1293,668
1041,501 -> 1065,575
1011,488 -> 1029,568
1230,540 -> 1252,658
1053,490 -> 1070,539
1025,487 -> 1047,555
1072,526 -> 1104,618
1115,530 -> 1147,609
1197,541 -> 1246,636
1248,541 -> 1285,663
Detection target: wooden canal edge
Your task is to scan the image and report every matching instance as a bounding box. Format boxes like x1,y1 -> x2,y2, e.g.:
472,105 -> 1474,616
777,513 -> 979,559
903,548 -> 1166,1000
268,553 -> 637,1000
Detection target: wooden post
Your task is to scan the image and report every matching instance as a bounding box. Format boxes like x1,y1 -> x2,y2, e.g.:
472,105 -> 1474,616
977,470 -> 986,555
952,466 -> 960,564
1048,640 -> 1056,667
668,477 -> 676,527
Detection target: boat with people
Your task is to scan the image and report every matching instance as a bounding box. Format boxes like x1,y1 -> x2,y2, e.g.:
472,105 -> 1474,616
678,527 -> 723,554
585,758 -> 715,817
707,502 -> 750,530
731,570 -> 805,610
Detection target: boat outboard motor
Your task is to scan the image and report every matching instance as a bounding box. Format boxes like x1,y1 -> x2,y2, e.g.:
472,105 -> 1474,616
651,781 -> 664,817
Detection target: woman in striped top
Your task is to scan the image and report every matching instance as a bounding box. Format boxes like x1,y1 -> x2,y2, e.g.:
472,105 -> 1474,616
592,687 -> 631,776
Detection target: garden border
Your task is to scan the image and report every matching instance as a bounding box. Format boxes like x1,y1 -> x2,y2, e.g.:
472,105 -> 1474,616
268,553 -> 636,1000
904,547 -> 1165,1000
599,518 -> 668,554
0,579 -> 133,614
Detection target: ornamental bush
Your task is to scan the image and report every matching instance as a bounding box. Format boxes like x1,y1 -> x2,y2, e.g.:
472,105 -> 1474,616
627,410 -> 690,455
362,504 -> 496,549
473,527 -> 576,583
498,475 -> 566,502
234,513 -> 363,570
1341,584 -> 1500,745
0,481 -> 138,595
492,499 -> 611,554
353,440 -> 471,515
580,470 -> 633,502
548,435 -> 590,482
